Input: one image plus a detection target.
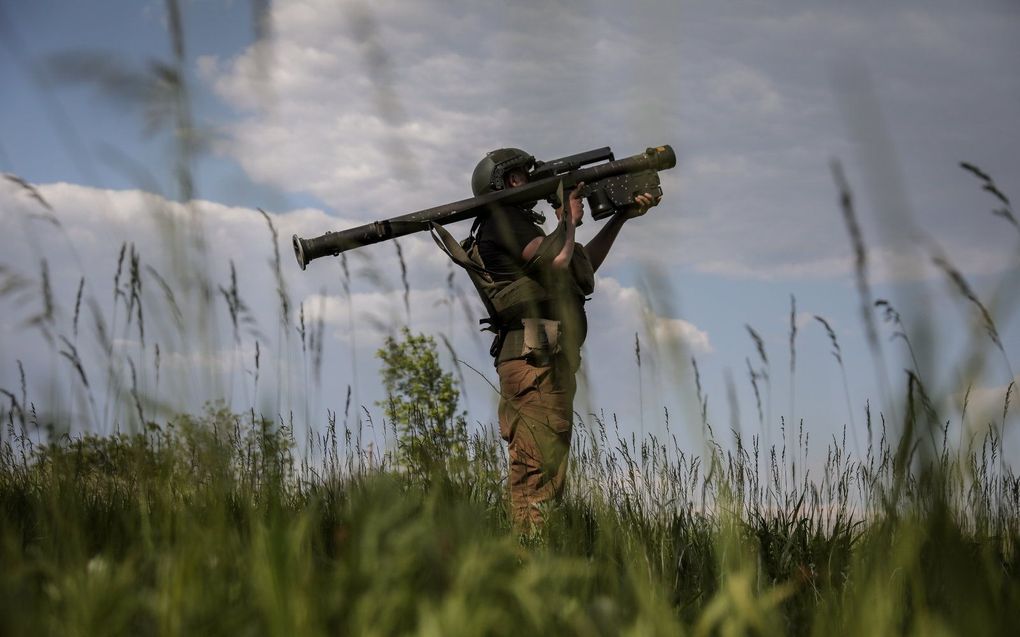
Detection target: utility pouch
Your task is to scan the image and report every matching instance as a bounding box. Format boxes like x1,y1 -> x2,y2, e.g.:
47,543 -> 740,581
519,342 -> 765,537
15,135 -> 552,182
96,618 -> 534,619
521,318 -> 561,366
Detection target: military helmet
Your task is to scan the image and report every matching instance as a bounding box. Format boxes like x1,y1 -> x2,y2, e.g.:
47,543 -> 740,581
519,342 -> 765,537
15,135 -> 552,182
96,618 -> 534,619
471,147 -> 535,196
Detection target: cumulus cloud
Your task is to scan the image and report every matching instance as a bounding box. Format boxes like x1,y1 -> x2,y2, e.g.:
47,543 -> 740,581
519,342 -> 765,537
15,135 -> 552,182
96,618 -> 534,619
0,178 -> 716,428
0,178 -> 420,419
199,0 -> 1020,283
592,276 -> 712,356
651,317 -> 713,354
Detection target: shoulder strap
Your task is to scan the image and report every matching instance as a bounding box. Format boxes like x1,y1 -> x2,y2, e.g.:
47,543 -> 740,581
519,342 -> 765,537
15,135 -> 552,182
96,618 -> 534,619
428,222 -> 493,278
428,221 -> 555,330
428,222 -> 509,332
428,221 -> 548,279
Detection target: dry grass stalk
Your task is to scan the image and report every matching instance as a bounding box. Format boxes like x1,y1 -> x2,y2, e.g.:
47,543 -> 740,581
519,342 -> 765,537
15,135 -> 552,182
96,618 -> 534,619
2,172 -> 52,211
960,161 -> 1019,233
258,208 -> 290,329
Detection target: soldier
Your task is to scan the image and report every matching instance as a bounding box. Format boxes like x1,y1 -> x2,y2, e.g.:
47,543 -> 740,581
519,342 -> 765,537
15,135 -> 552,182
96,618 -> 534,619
469,148 -> 660,530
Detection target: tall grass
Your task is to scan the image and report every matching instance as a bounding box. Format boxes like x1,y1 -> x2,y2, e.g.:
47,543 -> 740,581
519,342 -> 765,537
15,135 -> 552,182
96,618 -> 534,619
2,382 -> 1018,635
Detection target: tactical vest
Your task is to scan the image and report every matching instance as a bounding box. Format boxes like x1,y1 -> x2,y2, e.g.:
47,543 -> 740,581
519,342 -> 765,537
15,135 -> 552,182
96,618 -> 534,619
429,218 -> 594,366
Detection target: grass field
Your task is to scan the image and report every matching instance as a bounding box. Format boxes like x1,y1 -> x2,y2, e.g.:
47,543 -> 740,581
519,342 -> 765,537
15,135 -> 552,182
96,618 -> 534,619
2,371 -> 1019,634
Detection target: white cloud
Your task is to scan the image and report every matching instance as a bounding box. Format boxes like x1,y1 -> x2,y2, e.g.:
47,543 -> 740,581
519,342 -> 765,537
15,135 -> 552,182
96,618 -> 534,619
1,179 -> 723,431
651,317 -> 713,354
592,276 -> 712,356
0,180 -> 379,413
193,0 -> 1020,286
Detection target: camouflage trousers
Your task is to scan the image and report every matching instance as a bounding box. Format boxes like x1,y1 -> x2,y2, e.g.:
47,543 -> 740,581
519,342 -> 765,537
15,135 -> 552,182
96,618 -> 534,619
497,356 -> 577,531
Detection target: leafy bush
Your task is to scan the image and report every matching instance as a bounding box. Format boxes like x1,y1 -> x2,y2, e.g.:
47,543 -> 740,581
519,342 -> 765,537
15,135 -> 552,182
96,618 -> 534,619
376,327 -> 470,480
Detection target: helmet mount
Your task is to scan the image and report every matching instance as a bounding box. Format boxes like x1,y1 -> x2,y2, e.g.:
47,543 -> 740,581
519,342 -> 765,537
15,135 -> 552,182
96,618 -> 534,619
471,148 -> 535,196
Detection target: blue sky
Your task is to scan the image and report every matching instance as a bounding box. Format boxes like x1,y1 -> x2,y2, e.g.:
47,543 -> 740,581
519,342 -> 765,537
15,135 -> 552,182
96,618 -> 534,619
0,0 -> 324,210
2,0 -> 1018,468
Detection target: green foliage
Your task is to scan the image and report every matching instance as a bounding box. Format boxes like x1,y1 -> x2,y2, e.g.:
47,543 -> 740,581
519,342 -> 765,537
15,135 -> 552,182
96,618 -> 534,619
376,327 -> 461,427
375,327 -> 469,477
2,399 -> 1019,636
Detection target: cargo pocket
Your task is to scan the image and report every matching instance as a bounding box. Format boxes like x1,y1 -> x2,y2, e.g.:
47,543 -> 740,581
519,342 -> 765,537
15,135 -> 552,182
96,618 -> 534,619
497,361 -> 540,441
520,318 -> 562,366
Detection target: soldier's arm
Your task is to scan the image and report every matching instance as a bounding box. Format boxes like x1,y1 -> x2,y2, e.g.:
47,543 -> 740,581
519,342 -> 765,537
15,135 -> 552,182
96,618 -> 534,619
521,184 -> 585,269
521,216 -> 575,269
584,193 -> 660,272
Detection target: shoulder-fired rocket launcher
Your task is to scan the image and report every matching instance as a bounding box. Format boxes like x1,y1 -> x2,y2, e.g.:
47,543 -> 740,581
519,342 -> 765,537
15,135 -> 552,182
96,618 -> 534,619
292,144 -> 676,270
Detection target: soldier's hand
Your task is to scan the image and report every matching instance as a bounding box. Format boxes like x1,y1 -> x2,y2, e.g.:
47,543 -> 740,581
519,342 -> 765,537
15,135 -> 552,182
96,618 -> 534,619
567,181 -> 586,225
623,192 -> 661,219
